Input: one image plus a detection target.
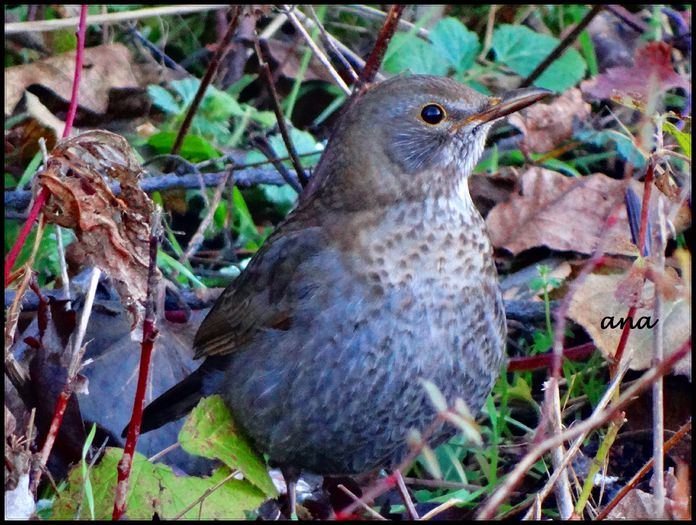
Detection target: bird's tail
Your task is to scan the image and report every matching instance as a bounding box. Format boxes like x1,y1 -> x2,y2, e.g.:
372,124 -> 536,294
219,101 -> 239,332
121,367 -> 206,438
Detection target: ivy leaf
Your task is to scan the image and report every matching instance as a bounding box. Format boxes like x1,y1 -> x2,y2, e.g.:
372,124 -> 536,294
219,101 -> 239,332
492,24 -> 586,92
429,17 -> 480,73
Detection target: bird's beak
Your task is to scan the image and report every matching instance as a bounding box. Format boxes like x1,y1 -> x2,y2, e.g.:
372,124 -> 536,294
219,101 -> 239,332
469,87 -> 551,124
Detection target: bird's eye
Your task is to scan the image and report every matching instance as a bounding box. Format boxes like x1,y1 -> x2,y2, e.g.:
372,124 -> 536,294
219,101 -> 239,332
420,103 -> 446,125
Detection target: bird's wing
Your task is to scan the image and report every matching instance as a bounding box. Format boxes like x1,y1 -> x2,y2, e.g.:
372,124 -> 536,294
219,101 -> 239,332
192,225 -> 325,358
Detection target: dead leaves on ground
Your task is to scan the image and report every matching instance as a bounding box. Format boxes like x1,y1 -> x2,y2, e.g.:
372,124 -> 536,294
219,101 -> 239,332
35,130 -> 157,320
567,272 -> 690,376
486,168 -> 667,256
4,43 -> 145,118
508,88 -> 590,154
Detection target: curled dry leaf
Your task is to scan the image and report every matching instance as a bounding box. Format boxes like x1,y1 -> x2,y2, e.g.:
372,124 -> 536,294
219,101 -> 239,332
35,130 -> 157,320
508,88 -> 590,154
567,272 -> 690,376
486,168 -> 667,256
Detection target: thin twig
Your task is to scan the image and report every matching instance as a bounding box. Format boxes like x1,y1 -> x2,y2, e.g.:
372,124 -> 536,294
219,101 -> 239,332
171,470 -> 240,520
179,170 -> 231,265
170,7 -> 242,157
521,360 -> 630,519
651,198 -> 668,517
306,5 -> 359,82
147,442 -> 181,463
477,339 -> 691,519
281,6 -> 351,95
520,5 -> 603,87
394,470 -> 419,519
5,5 -> 229,34
595,419 -> 692,520
604,5 -> 649,33
355,4 -> 405,90
336,5 -> 429,39
254,36 -> 309,187
336,484 -> 387,521
250,136 -> 303,193
419,498 -> 464,521
290,9 -> 369,74
113,210 -> 162,520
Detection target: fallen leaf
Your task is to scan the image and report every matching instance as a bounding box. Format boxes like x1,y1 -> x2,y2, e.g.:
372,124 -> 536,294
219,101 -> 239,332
508,88 -> 591,153
567,272 -> 690,376
486,168 -> 666,256
581,41 -> 690,102
5,43 -> 142,117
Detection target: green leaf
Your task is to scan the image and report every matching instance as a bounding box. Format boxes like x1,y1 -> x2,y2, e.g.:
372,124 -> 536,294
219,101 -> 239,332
492,24 -> 586,92
260,184 -> 298,215
147,85 -> 181,114
663,121 -> 691,158
576,129 -> 647,168
383,33 -> 447,76
51,448 -> 265,519
179,396 -> 277,498
146,131 -> 219,162
429,17 -> 481,73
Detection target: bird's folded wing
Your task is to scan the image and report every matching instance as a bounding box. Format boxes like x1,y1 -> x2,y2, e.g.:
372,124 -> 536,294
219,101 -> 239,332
192,226 -> 324,358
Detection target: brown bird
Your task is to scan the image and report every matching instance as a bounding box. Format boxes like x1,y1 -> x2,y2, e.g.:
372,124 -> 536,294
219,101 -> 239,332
135,75 -> 548,512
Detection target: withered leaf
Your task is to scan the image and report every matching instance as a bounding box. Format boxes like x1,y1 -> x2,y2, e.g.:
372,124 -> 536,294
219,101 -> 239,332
486,168 -> 667,256
36,130 -> 157,319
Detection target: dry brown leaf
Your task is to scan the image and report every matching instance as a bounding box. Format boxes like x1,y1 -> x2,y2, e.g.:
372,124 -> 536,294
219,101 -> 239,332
567,272 -> 690,376
508,88 -> 590,154
36,130 -> 156,320
486,168 -> 666,256
264,38 -> 337,84
5,43 -> 140,116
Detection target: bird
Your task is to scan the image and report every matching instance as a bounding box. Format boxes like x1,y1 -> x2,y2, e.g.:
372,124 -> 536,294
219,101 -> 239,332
132,75 -> 548,513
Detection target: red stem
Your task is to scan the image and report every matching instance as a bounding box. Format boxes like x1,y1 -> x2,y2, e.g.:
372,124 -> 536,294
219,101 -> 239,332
5,4 -> 88,286
613,161 -> 655,374
113,217 -> 160,519
507,343 -> 597,372
356,4 -> 405,88
63,5 -> 88,139
4,190 -> 46,286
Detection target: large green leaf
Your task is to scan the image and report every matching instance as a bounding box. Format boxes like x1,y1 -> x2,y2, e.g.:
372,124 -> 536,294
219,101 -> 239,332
179,396 -> 277,498
51,448 -> 265,519
429,17 -> 480,73
384,33 -> 447,76
492,24 -> 586,92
